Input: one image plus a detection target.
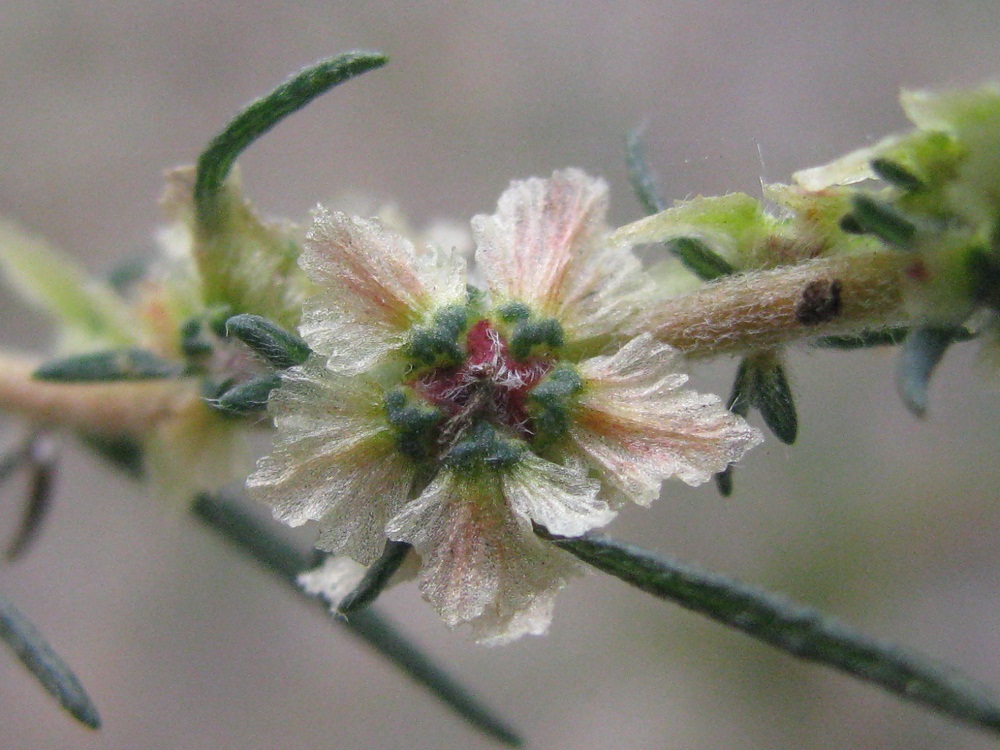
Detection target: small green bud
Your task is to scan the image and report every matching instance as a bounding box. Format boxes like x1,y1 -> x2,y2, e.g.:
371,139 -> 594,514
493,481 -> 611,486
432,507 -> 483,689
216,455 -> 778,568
443,422 -> 524,470
528,365 -> 582,446
224,313 -> 312,369
497,302 -> 532,323
385,388 -> 444,461
404,305 -> 469,367
509,317 -> 564,360
211,373 -> 282,416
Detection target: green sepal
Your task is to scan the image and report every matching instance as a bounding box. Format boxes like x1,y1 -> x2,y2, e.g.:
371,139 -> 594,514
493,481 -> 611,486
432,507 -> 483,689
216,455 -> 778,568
224,313 -> 312,369
0,593 -> 101,728
211,373 -> 282,416
33,349 -> 182,382
194,52 -> 388,228
896,325 -> 958,417
540,529 -> 1000,738
624,128 -> 667,215
847,194 -> 917,249
337,541 -> 412,617
870,158 -> 924,192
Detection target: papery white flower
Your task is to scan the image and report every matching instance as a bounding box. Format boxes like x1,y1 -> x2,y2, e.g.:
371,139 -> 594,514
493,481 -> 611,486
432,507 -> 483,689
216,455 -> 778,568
249,169 -> 761,643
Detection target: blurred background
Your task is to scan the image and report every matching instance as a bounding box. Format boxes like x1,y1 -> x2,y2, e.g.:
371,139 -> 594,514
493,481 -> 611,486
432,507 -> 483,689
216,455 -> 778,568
1,2 -> 999,748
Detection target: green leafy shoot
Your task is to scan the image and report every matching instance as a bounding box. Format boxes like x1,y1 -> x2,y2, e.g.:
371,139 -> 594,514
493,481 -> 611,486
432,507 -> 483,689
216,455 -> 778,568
194,52 -> 388,229
0,593 -> 101,728
542,530 -> 1000,737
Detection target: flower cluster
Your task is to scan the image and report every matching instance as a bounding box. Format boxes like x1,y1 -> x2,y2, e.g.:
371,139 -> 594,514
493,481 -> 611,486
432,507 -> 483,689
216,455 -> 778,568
248,169 -> 761,643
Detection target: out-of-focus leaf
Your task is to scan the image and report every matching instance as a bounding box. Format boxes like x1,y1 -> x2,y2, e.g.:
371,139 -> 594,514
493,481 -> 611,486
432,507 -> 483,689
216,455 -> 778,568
0,593 -> 100,728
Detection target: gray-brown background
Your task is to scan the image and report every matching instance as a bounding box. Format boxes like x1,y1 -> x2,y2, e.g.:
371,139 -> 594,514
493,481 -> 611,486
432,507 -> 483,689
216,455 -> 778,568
1,2 -> 999,748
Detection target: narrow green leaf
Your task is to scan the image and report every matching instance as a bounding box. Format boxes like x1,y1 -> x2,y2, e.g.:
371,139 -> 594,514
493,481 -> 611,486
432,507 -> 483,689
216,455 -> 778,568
714,466 -> 734,497
967,247 -> 1000,311
543,530 -> 1000,737
77,432 -> 144,478
624,128 -> 667,215
848,194 -> 917,249
870,158 -> 924,191
896,325 -> 956,417
0,593 -> 101,728
0,221 -> 136,348
225,313 -> 312,369
5,435 -> 57,561
815,327 -> 910,349
666,237 -> 738,281
33,349 -> 181,382
338,541 -> 413,616
729,353 -> 798,445
191,493 -> 522,748
211,374 -> 282,416
752,358 -> 798,445
195,52 -> 388,228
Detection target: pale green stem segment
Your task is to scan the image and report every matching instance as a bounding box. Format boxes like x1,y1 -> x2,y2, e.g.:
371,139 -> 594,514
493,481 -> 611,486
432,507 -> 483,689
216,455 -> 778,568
0,593 -> 101,729
545,531 -> 1000,737
192,492 -> 523,748
193,51 -> 388,229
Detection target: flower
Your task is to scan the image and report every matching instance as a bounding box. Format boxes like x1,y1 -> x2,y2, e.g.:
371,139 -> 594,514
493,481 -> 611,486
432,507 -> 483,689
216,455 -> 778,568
248,169 -> 762,643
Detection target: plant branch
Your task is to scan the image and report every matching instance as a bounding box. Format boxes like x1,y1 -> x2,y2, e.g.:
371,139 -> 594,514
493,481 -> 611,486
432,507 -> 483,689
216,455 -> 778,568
544,530 -> 1000,737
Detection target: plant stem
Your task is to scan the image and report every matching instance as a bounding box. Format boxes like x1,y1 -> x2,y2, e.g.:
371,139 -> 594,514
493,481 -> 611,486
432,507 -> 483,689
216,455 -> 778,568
645,251 -> 911,357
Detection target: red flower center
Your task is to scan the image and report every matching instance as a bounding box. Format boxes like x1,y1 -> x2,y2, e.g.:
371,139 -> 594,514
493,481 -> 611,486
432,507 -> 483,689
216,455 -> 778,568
411,320 -> 552,439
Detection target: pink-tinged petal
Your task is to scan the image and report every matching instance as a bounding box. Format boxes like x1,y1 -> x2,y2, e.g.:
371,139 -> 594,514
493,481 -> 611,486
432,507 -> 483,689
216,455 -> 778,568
246,360 -> 414,565
300,208 -> 466,373
503,452 -> 615,537
298,557 -> 367,609
473,169 -> 650,346
572,334 -> 763,505
385,470 -> 580,643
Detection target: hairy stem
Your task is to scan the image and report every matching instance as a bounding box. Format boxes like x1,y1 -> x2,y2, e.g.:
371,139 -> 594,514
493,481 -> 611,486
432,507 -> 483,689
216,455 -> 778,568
0,351 -> 191,436
645,251 -> 911,357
